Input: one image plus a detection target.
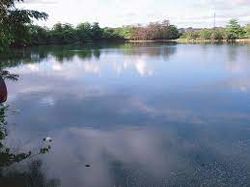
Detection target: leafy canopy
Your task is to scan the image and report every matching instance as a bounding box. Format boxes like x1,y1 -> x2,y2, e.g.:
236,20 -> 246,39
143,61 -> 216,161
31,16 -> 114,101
0,0 -> 48,51
226,19 -> 245,40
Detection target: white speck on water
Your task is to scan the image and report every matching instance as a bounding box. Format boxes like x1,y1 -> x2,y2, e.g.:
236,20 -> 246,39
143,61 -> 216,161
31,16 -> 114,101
43,137 -> 52,142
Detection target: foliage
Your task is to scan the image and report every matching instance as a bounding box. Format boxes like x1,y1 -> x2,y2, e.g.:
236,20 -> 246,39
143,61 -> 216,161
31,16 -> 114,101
200,29 -> 212,40
0,103 -> 52,168
0,70 -> 19,81
181,31 -> 200,40
29,25 -> 50,45
76,22 -> 92,42
0,1 -> 181,49
50,23 -> 77,44
0,0 -> 48,51
27,22 -> 125,45
0,104 -> 31,167
114,26 -> 135,39
181,28 -> 225,41
22,20 -> 180,46
91,22 -> 103,40
102,28 -> 123,41
123,20 -> 180,40
0,160 -> 60,187
26,20 -> 180,45
0,75 -> 51,168
226,19 -> 245,40
244,24 -> 250,38
1,1 -> 249,50
211,29 -> 224,41
180,19 -> 250,42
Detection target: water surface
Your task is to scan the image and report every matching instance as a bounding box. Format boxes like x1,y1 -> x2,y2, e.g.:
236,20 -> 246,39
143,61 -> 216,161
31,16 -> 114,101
1,43 -> 250,186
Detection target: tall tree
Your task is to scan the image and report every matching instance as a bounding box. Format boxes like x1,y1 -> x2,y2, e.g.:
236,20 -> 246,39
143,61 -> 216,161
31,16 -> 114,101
226,19 -> 245,40
245,24 -> 250,38
76,22 -> 93,42
91,22 -> 103,40
0,0 -> 48,51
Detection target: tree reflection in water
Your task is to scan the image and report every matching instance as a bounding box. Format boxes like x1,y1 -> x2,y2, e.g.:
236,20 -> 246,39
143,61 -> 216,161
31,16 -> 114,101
0,43 -> 177,68
0,71 -> 59,187
0,160 -> 60,187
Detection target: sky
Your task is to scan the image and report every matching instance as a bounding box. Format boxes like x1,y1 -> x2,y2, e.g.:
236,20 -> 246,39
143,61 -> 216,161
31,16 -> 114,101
17,0 -> 250,28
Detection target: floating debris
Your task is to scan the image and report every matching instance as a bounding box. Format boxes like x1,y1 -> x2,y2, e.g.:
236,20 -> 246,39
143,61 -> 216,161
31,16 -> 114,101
43,137 -> 52,142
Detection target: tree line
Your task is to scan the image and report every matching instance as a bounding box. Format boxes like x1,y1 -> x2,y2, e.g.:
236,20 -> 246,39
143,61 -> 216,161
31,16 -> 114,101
181,19 -> 250,42
115,20 -> 180,40
29,20 -> 180,45
1,0 -> 250,52
0,0 -> 180,52
1,0 -> 122,50
29,23 -> 124,46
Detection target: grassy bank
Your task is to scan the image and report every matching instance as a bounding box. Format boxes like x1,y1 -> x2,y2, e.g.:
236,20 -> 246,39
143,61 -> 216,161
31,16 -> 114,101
127,38 -> 250,44
128,39 -> 177,43
177,38 -> 250,44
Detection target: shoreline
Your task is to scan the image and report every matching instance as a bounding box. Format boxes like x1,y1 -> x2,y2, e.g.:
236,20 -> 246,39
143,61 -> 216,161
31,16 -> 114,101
1,39 -> 250,53
127,38 -> 250,44
128,39 -> 177,43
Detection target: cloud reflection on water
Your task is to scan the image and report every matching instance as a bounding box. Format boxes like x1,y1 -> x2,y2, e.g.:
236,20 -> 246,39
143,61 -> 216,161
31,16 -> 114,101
39,125 -> 250,187
2,43 -> 250,186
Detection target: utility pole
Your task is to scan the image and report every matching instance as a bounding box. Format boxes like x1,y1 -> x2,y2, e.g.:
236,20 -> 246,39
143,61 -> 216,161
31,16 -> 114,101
213,12 -> 216,29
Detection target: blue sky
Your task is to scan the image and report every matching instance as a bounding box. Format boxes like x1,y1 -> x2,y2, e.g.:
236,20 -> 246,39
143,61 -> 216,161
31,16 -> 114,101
17,0 -> 250,28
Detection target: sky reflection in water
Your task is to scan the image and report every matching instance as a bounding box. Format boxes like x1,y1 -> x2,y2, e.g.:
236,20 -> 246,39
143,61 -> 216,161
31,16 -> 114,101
3,43 -> 250,186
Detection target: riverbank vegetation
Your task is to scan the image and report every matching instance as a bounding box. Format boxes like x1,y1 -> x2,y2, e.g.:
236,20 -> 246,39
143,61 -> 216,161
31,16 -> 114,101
0,0 -> 122,51
115,21 -> 180,40
2,20 -> 180,49
29,23 -> 124,45
180,19 -> 250,42
1,0 -> 250,52
0,0 -> 48,51
0,1 -> 180,51
29,20 -> 180,45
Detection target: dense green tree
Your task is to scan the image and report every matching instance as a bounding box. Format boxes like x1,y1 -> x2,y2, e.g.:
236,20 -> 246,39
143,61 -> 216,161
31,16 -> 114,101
0,0 -> 48,50
50,23 -> 66,44
102,28 -> 123,40
226,19 -> 245,41
166,25 -> 180,39
200,29 -> 213,40
183,31 -> 200,40
91,22 -> 103,40
76,22 -> 92,42
244,24 -> 250,38
211,29 -> 224,41
27,22 -> 126,45
29,25 -> 50,45
60,24 -> 77,44
114,26 -> 134,39
49,23 -> 78,44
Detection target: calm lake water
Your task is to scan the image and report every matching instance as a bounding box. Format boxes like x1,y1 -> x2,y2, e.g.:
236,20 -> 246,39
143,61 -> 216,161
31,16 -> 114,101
1,43 -> 250,186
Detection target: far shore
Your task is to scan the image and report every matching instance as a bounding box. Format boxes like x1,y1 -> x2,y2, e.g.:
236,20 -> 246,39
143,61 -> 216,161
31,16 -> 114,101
128,39 -> 250,44
177,38 -> 250,44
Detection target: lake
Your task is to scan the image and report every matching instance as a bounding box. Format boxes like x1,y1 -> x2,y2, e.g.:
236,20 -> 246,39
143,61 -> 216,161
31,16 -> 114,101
1,43 -> 250,186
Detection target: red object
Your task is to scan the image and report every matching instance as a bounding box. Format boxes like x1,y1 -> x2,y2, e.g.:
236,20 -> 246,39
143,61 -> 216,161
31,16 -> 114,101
0,77 -> 7,103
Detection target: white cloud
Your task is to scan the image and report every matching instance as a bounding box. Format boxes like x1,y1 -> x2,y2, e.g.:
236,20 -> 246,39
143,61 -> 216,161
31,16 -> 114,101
23,0 -> 57,4
17,0 -> 250,28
